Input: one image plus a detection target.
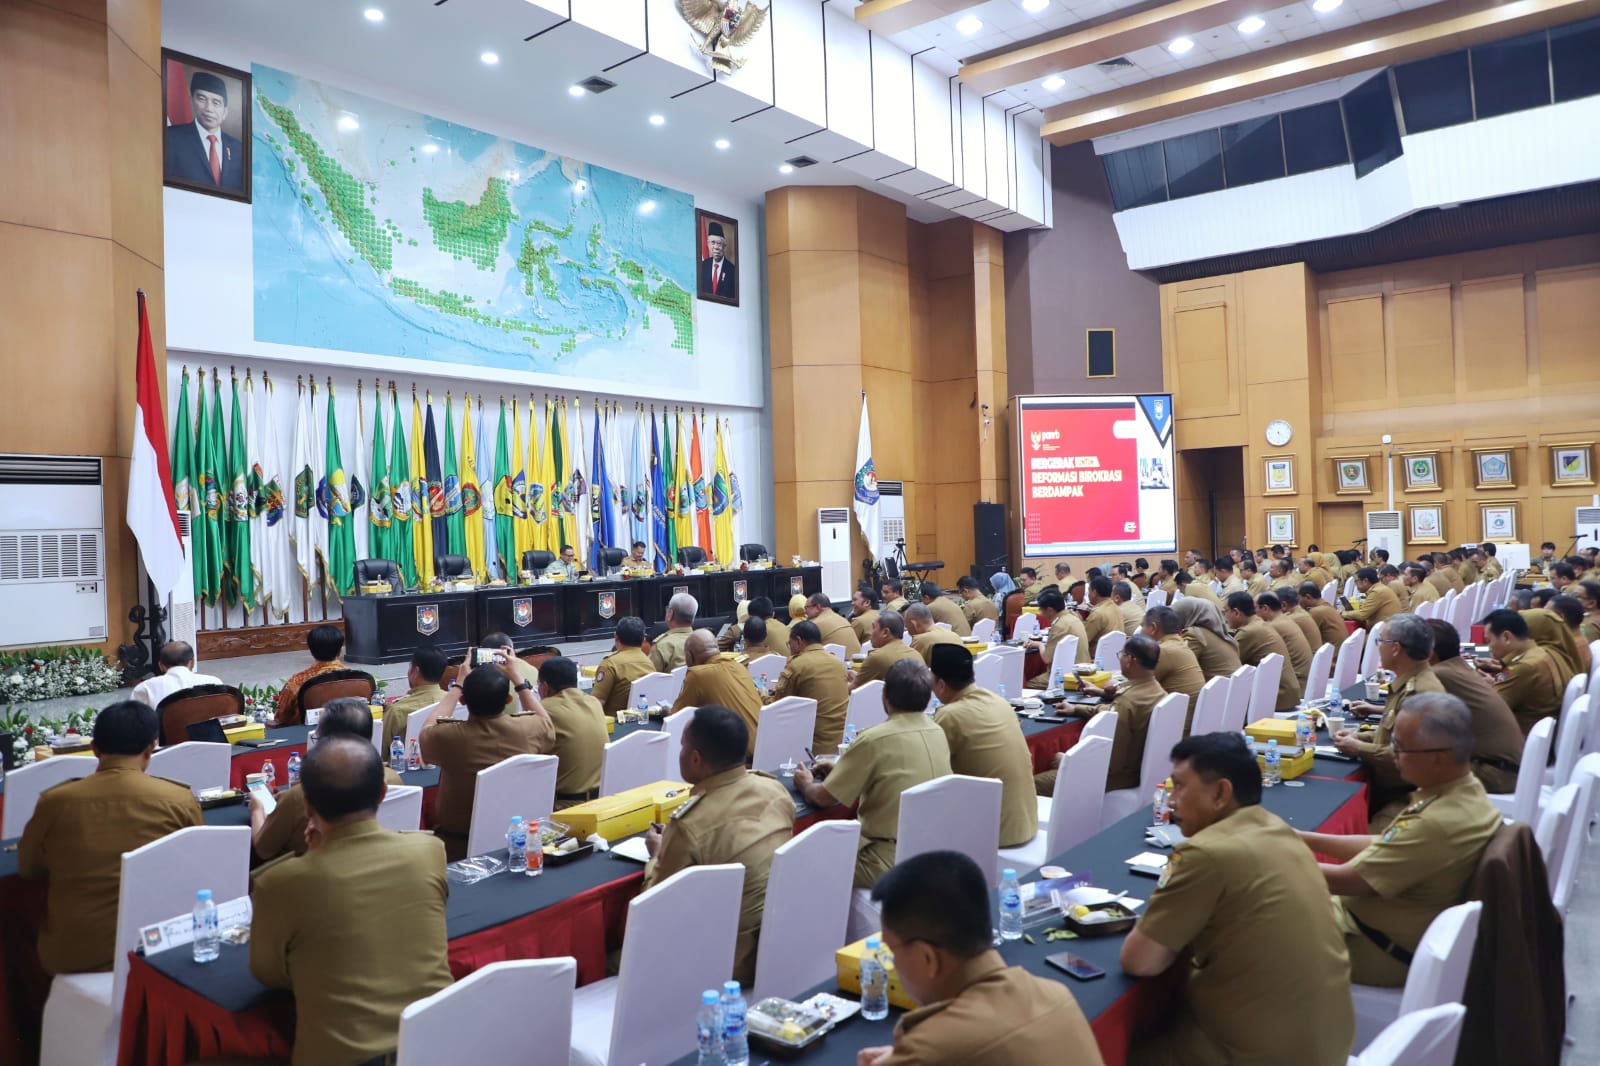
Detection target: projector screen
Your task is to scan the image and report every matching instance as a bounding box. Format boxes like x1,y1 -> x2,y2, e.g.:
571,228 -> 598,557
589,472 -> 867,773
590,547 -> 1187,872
1017,394 -> 1176,557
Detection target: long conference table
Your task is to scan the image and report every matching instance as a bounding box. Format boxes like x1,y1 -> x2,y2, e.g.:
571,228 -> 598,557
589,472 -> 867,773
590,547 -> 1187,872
342,566 -> 824,664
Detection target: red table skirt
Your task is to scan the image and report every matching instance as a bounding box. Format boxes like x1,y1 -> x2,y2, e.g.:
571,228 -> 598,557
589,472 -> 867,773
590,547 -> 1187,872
1310,786 -> 1371,862
1092,967 -> 1183,1066
228,746 -> 307,790
1345,620 -> 1360,635
115,869 -> 644,1066
1025,719 -> 1087,774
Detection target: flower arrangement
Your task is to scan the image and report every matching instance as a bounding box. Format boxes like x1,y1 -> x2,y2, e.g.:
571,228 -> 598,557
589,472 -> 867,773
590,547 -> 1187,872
1,705 -> 98,766
0,645 -> 122,704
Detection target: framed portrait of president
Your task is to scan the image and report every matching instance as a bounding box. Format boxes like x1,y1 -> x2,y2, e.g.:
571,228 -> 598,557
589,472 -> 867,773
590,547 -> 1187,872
161,49 -> 252,203
695,209 -> 739,307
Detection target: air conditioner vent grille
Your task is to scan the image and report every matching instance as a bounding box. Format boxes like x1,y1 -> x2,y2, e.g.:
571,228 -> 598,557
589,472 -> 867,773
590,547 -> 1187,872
0,531 -> 103,583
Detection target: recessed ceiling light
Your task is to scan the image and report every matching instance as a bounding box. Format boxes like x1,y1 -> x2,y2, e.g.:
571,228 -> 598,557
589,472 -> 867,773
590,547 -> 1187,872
480,51 -> 500,65
779,163 -> 795,174
714,138 -> 731,150
1167,36 -> 1195,55
956,15 -> 983,35
363,8 -> 384,22
1312,0 -> 1342,11
567,85 -> 586,97
648,113 -> 666,126
337,114 -> 359,131
1021,0 -> 1049,11
1042,75 -> 1066,91
1237,15 -> 1266,33
422,143 -> 439,154
640,199 -> 657,215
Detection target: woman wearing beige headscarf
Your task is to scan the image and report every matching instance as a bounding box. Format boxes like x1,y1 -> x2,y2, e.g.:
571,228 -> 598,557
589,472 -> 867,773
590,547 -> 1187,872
788,594 -> 807,621
1172,597 -> 1243,681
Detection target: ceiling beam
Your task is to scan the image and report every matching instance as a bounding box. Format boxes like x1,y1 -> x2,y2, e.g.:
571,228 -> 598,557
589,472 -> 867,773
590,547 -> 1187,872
854,0 -> 986,36
1038,0 -> 1600,144
958,0 -> 1273,95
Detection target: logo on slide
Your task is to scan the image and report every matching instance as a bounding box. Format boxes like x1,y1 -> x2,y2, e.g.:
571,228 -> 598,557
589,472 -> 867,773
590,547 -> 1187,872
1137,395 -> 1174,445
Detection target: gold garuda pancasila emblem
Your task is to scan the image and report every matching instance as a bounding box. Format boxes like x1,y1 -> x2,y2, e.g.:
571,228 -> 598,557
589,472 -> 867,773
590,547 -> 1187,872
676,0 -> 769,75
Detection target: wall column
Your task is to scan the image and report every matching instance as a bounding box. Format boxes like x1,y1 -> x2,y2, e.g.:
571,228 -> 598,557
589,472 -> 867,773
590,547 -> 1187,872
0,0 -> 167,657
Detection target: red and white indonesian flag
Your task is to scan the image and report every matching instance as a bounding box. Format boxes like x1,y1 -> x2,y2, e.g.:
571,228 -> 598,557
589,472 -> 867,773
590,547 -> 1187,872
127,292 -> 184,599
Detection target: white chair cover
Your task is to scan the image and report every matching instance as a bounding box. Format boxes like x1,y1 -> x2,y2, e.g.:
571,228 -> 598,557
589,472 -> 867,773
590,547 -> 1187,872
1448,594 -> 1474,645
752,821 -> 860,1002
1,756 -> 94,839
399,958 -> 575,1066
1082,709 -> 1118,744
970,617 -> 997,643
1348,902 -> 1482,1051
1333,630 -> 1367,694
823,643 -> 848,663
629,671 -> 684,710
1095,630 -> 1126,669
1012,614 -> 1041,641
377,785 -> 425,832
1535,781 -> 1579,859
1220,664 -> 1255,733
1359,621 -> 1387,678
1344,576 -> 1359,599
1303,643 -> 1334,703
972,653 -> 1004,694
750,697 -> 818,772
660,707 -> 697,778
1001,735 -> 1112,874
1415,600 -> 1436,620
899,774 -> 1002,886
987,645 -> 1026,697
569,865 -> 745,1066
1189,676 -> 1231,736
1561,673 -> 1588,720
600,731 -> 672,796
1322,581 -> 1338,605
1489,716 -> 1555,826
466,753 -> 558,858
1554,753 -> 1600,916
1099,693 -> 1187,828
1351,1003 -> 1466,1066
405,702 -> 465,757
1145,588 -> 1168,608
147,741 -> 232,795
1546,695 -> 1590,791
1248,652 -> 1286,718
746,654 -> 787,688
846,681 -> 887,733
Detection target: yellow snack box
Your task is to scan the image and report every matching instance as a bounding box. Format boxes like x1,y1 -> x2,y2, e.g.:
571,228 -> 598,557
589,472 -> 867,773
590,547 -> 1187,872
1257,745 -> 1315,781
1061,670 -> 1113,691
836,937 -> 916,1011
1245,718 -> 1300,745
560,780 -> 691,841
222,721 -> 266,744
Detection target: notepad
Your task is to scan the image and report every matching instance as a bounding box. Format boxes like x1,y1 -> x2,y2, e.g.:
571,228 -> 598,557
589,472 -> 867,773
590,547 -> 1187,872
610,837 -> 652,864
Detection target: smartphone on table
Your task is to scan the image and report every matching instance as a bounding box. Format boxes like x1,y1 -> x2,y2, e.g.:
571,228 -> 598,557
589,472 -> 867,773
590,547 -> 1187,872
1045,951 -> 1106,981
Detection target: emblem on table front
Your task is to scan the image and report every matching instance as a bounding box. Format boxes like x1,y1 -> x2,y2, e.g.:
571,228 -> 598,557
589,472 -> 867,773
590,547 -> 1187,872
790,576 -> 803,597
416,605 -> 439,636
513,598 -> 533,628
734,580 -> 748,602
599,592 -> 617,620
676,0 -> 769,75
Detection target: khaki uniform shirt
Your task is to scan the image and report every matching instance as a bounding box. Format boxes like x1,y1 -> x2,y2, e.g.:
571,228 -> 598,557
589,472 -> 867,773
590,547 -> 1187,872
1138,805 -> 1353,1065
1267,614 -> 1315,690
19,766 -> 203,974
1408,580 -> 1440,605
1304,567 -> 1332,589
758,616 -> 793,659
1233,617 -> 1300,712
823,713 -> 952,888
1282,606 -> 1325,654
591,647 -> 656,714
850,608 -> 880,647
1343,583 -> 1402,629
1482,559 -> 1503,582
1338,774 -> 1502,987
812,607 -> 864,656
928,596 -> 972,637
879,959 -> 1102,1066
545,687 -> 608,799
770,644 -> 851,754
645,767 -> 794,986
1185,583 -> 1224,609
1041,611 -> 1090,669
1218,575 -> 1246,596
1582,608 -> 1600,645
673,655 -> 765,758
1103,677 -> 1168,791
1441,566 -> 1467,593
1270,573 -> 1299,592
1459,559 -> 1480,585
421,710 -> 557,858
1352,664 -> 1445,823
912,626 -> 966,665
251,821 -> 453,1066
1184,626 -> 1243,683
383,684 -> 445,755
1493,642 -> 1566,736
1309,602 -> 1349,649
1155,634 -> 1207,732
884,596 -> 910,614
1247,574 -> 1269,597
961,597 -> 999,629
1118,600 -> 1144,636
1158,576 -> 1180,597
255,767 -> 406,862
1433,656 -> 1525,795
649,626 -> 694,673
1083,601 -> 1123,662
1522,608 -> 1582,684
1387,578 -> 1411,609
853,639 -> 920,688
934,685 -> 1039,848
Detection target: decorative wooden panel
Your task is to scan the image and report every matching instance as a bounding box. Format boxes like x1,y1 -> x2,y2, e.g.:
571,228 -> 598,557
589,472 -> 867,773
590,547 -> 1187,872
1326,296 -> 1385,409
1460,276 -> 1526,394
1390,287 -> 1454,402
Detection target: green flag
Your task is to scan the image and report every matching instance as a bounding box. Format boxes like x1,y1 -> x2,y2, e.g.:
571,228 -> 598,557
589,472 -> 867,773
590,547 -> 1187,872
388,389 -> 416,588
443,395 -> 465,555
325,386 -> 357,596
171,369 -> 198,596
493,399 -> 517,579
662,409 -> 678,564
194,370 -> 225,606
369,384 -> 391,567
225,373 -> 255,609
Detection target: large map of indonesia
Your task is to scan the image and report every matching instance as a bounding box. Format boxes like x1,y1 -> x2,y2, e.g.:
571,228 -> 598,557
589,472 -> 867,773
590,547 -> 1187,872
250,64 -> 695,380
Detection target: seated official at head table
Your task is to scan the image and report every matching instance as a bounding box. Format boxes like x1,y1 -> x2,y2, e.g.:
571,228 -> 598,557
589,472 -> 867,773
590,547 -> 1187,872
19,701 -> 203,975
854,851 -> 1104,1066
131,639 -> 221,708
546,543 -> 580,579
1296,693 -> 1502,987
251,737 -> 453,1066
274,624 -> 348,725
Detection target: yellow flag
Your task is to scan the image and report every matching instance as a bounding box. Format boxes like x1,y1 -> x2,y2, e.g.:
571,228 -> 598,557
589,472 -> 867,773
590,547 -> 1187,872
537,398 -> 557,554
410,391 -> 434,587
712,418 -> 735,564
462,395 -> 487,581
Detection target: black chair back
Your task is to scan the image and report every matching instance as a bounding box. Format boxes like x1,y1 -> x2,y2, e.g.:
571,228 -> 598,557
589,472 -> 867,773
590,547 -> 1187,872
678,546 -> 707,568
354,558 -> 403,588
600,547 -> 626,568
739,543 -> 768,563
435,554 -> 471,579
522,550 -> 555,573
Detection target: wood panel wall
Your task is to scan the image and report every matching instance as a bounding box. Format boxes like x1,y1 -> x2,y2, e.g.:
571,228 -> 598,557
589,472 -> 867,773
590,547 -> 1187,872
0,0 -> 166,656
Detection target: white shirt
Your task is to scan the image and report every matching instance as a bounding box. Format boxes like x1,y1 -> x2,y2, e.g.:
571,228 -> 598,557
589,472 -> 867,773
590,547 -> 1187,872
133,664 -> 223,708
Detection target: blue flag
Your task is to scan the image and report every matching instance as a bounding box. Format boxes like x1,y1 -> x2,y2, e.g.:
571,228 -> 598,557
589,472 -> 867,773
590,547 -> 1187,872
590,407 -> 617,573
650,413 -> 669,573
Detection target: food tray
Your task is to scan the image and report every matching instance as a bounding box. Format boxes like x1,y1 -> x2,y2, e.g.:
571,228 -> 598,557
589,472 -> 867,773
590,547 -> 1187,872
1064,901 -> 1138,937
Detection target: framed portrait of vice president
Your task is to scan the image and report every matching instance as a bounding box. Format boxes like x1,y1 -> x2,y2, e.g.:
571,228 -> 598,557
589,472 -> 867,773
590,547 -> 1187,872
162,49 -> 252,203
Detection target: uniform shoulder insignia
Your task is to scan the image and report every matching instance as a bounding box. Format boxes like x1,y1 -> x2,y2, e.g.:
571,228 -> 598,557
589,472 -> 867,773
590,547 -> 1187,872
751,769 -> 781,782
1381,817 -> 1412,843
151,774 -> 195,792
594,668 -> 608,682
1156,851 -> 1179,889
670,794 -> 702,820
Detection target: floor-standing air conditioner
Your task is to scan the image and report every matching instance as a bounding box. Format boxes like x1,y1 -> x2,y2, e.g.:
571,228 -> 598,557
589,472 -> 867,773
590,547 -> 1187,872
1365,510 -> 1404,564
0,455 -> 107,648
1577,506 -> 1600,557
816,508 -> 851,603
879,480 -> 905,566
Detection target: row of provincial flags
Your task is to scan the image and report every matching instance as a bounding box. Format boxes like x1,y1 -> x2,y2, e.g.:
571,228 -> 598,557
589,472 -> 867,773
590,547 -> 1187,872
167,368 -> 744,615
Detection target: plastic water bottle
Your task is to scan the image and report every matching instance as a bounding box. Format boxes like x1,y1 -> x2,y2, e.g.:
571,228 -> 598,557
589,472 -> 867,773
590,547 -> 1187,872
389,737 -> 406,772
261,760 -> 276,789
841,723 -> 857,751
525,818 -> 544,877
1325,677 -> 1340,707
192,889 -> 219,963
1264,739 -> 1282,787
734,638 -> 745,654
999,683 -> 1009,702
1050,665 -> 1064,692
1296,713 -> 1316,752
860,937 -> 890,1020
637,695 -> 651,716
999,868 -> 1024,939
696,989 -> 725,1065
285,751 -> 301,785
408,739 -> 423,770
506,816 -> 529,874
1152,785 -> 1171,826
720,981 -> 750,1066
757,674 -> 769,696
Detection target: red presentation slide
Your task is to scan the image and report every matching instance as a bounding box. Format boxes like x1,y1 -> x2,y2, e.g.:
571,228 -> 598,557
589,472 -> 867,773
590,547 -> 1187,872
1020,401 -> 1139,546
